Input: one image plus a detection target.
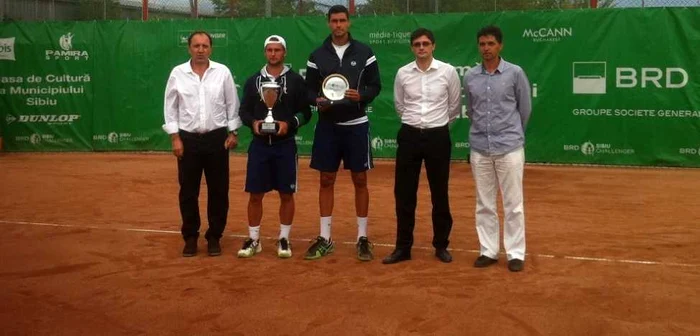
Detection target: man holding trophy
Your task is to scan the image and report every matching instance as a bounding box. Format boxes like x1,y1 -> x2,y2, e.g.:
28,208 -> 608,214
304,5 -> 382,261
238,35 -> 311,258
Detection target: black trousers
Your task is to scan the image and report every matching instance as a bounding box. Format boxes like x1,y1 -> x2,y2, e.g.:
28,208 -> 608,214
178,128 -> 229,241
394,124 -> 453,250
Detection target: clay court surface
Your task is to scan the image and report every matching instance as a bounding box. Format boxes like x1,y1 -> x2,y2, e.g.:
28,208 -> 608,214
0,153 -> 698,335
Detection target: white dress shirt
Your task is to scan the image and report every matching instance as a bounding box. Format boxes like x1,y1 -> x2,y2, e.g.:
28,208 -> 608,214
163,60 -> 241,134
393,58 -> 461,128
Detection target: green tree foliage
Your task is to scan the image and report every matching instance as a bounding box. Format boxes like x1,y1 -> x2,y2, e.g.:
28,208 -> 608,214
211,0 -> 322,17
357,0 -> 593,15
78,0 -> 122,20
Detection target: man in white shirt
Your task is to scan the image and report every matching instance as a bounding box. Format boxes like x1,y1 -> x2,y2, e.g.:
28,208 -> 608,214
383,28 -> 461,264
163,31 -> 242,257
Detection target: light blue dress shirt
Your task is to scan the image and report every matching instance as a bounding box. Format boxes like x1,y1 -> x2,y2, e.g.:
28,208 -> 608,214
464,58 -> 531,155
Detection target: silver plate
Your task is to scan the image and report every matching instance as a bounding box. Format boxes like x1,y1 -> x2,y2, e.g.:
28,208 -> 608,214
321,74 -> 349,101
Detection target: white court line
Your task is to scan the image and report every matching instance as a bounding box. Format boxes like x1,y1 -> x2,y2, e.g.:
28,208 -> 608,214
0,219 -> 697,268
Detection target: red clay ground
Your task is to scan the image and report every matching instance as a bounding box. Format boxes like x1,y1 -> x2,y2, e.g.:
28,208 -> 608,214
0,153 -> 698,335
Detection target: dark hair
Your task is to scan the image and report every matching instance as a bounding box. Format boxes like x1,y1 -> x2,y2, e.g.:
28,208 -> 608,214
327,5 -> 349,21
410,28 -> 435,44
188,31 -> 213,47
477,25 -> 502,43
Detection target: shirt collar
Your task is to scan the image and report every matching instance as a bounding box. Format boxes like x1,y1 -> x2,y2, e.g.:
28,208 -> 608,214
480,57 -> 506,74
185,59 -> 216,73
324,33 -> 354,50
260,64 -> 290,80
411,58 -> 440,72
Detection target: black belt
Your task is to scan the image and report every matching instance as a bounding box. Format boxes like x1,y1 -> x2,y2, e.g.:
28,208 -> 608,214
179,127 -> 227,138
402,123 -> 448,134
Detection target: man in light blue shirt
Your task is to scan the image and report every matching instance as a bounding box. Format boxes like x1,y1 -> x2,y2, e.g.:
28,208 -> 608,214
464,25 -> 531,272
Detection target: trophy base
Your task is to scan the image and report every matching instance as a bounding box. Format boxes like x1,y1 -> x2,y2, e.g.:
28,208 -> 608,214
261,122 -> 277,135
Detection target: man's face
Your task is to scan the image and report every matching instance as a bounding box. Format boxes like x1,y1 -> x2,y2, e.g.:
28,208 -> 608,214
265,43 -> 286,66
188,34 -> 211,64
328,13 -> 350,38
411,35 -> 434,61
478,35 -> 502,62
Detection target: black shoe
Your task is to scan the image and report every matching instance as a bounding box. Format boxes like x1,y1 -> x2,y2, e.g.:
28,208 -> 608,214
382,249 -> 411,264
508,259 -> 524,272
207,239 -> 221,257
474,255 -> 498,268
435,248 -> 452,263
182,237 -> 197,257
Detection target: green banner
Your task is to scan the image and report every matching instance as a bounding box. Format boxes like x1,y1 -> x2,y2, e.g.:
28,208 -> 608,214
1,22 -> 94,151
1,8 -> 699,166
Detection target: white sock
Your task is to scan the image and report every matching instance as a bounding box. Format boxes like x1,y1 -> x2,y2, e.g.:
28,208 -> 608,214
320,216 -> 332,240
279,224 -> 291,240
357,217 -> 368,240
249,226 -> 260,241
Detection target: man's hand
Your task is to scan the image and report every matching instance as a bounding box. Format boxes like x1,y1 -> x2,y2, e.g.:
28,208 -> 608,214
171,134 -> 184,158
252,120 -> 263,135
224,133 -> 238,149
277,121 -> 289,136
344,89 -> 361,102
316,97 -> 331,112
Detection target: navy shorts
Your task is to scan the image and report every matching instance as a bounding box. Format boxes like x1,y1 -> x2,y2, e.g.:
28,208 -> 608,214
310,121 -> 373,173
245,138 -> 298,194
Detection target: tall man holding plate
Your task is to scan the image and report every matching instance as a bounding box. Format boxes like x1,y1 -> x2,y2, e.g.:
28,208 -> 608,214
304,4 -> 382,261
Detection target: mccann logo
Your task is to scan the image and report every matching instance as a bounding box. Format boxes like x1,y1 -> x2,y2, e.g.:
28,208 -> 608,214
46,32 -> 89,61
573,61 -> 689,95
0,37 -> 16,61
522,27 -> 572,42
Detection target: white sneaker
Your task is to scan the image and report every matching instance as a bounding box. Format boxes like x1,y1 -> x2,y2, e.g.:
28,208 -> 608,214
277,238 -> 292,258
237,238 -> 262,258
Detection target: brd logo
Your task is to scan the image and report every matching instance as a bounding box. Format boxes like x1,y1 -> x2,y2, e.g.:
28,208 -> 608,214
572,62 -> 688,95
617,68 -> 687,88
679,147 -> 700,156
30,134 -> 41,145
581,142 -> 595,156
371,136 -> 384,150
108,132 -> 119,144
